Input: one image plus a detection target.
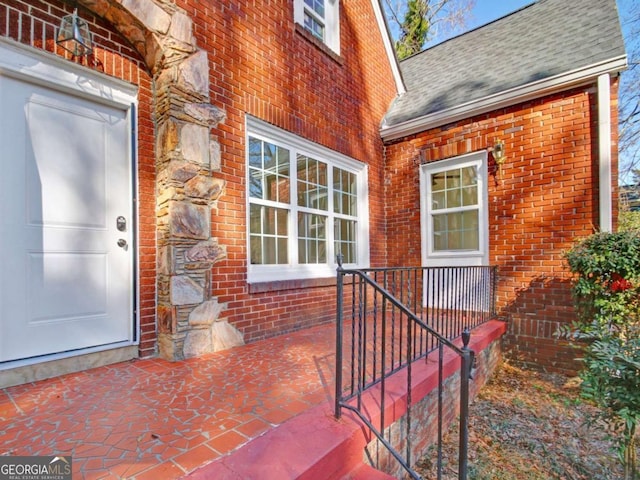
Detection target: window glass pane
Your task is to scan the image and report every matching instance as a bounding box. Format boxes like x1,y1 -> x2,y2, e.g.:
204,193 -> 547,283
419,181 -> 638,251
249,138 -> 262,168
432,210 -> 479,251
432,214 -> 443,232
249,138 -> 263,199
263,237 -> 276,263
248,137 -> 290,202
461,166 -> 477,187
431,172 -> 446,192
462,211 -> 479,249
335,218 -> 357,264
463,229 -> 479,250
249,204 -> 262,234
304,13 -> 324,40
433,213 -> 446,251
333,167 -> 357,216
263,142 -> 277,170
298,155 -> 328,210
277,238 -> 289,263
250,204 -> 289,264
462,186 -> 477,206
446,170 -> 460,189
446,188 -> 461,208
463,210 -> 479,229
276,208 -> 288,235
250,236 -> 262,264
305,0 -> 325,17
298,212 -> 327,264
432,191 -> 445,210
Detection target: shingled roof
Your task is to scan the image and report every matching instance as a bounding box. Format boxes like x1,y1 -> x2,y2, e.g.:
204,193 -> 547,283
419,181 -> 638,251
381,0 -> 626,138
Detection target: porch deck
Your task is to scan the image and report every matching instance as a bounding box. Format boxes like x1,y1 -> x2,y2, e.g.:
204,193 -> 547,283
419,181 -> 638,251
0,319 -> 506,479
0,323 -> 338,479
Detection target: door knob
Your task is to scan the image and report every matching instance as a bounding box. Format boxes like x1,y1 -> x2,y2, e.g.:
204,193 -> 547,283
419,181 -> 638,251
117,239 -> 128,249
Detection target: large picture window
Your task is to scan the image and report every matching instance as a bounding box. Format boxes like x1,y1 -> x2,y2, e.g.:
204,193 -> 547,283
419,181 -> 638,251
247,117 -> 368,282
420,152 -> 488,266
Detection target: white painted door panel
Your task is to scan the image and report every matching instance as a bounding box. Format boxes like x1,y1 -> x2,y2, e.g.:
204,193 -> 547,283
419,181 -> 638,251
0,73 -> 133,362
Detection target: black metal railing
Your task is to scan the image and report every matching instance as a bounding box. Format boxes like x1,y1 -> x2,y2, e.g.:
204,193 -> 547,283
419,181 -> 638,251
334,261 -> 498,480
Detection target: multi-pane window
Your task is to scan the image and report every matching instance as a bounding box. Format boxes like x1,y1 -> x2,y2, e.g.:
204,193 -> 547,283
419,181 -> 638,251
430,166 -> 479,251
294,0 -> 340,54
420,152 -> 488,267
247,117 -> 367,282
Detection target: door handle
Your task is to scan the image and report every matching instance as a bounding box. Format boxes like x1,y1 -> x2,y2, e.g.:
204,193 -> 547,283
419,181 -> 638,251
117,239 -> 128,249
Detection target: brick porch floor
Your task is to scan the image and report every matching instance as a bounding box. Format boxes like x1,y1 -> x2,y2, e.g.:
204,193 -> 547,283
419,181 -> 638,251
0,323 -> 338,479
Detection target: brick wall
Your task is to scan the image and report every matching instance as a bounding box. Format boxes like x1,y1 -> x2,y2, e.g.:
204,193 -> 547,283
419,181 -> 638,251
180,0 -> 398,342
383,81 -> 620,375
0,0 -> 157,358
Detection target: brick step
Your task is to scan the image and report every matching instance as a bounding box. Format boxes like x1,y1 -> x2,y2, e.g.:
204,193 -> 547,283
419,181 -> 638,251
342,464 -> 398,480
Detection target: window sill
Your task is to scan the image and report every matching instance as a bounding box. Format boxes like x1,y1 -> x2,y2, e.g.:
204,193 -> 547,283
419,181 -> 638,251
249,276 -> 337,294
294,24 -> 344,65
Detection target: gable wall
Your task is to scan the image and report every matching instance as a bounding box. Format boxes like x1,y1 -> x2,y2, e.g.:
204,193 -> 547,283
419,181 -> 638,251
383,80 -> 620,374
1,0 -> 398,355
0,0 -> 158,358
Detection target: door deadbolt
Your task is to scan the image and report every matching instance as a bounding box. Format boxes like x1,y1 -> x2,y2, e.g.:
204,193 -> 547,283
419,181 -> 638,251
117,216 -> 127,232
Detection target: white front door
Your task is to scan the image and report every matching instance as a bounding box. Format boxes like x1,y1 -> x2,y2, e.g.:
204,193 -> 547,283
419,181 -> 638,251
0,68 -> 134,362
419,152 -> 490,310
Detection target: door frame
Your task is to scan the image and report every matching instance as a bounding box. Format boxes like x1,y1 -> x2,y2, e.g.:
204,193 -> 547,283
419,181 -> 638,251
0,38 -> 140,368
419,150 -> 489,267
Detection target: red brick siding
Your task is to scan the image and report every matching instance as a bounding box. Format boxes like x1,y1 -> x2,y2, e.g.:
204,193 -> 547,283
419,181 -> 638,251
384,81 -> 620,374
1,0 -> 157,358
178,0 -> 397,342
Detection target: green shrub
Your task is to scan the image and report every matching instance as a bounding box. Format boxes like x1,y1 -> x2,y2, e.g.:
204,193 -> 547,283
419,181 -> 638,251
564,231 -> 640,479
620,209 -> 640,232
565,231 -> 640,332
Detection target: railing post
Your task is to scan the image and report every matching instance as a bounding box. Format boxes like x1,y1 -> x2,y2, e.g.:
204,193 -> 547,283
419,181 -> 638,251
458,328 -> 473,480
335,253 -> 344,419
491,266 -> 498,317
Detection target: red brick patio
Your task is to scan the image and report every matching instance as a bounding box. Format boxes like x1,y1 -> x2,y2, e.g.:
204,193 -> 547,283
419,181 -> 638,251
0,323 -> 337,479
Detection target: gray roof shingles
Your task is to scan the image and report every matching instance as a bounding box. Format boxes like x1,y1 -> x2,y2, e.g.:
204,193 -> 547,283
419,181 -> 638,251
383,0 -> 626,128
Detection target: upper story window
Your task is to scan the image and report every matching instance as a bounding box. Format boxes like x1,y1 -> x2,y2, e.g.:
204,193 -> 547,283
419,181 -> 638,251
294,0 -> 341,55
246,116 -> 369,283
420,152 -> 488,267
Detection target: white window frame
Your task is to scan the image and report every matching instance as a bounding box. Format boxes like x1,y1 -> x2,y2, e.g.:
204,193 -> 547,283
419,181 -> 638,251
246,116 -> 369,283
419,151 -> 489,267
294,0 -> 341,55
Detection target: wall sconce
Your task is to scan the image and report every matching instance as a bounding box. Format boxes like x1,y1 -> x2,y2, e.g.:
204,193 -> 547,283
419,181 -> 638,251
492,139 -> 506,178
56,8 -> 93,57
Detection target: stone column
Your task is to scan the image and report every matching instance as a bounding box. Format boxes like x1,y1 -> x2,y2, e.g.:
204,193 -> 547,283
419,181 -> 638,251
80,0 -> 244,360
155,52 -> 244,360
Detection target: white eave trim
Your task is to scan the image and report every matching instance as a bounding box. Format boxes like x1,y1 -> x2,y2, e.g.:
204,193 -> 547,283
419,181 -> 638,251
370,0 -> 405,95
380,55 -> 627,141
